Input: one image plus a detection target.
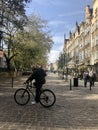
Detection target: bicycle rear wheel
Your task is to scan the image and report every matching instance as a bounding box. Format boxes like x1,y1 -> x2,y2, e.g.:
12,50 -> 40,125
14,88 -> 30,105
39,89 -> 56,108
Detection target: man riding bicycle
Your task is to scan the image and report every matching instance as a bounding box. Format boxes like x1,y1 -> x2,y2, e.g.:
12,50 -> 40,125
25,65 -> 47,104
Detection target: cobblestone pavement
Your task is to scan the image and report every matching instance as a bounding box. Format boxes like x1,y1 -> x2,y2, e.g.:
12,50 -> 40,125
0,73 -> 98,130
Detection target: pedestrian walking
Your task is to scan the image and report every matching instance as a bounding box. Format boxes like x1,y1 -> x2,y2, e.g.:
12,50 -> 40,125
83,70 -> 89,87
88,68 -> 94,88
92,70 -> 96,86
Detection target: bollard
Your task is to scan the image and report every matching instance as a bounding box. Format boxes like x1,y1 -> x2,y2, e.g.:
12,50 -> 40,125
70,79 -> 72,90
12,77 -> 14,88
90,85 -> 92,91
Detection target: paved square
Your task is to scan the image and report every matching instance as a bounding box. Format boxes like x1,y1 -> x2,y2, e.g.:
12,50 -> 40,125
0,73 -> 98,130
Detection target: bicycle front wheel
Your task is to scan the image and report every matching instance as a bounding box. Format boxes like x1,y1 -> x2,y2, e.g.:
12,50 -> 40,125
14,88 -> 30,105
39,89 -> 56,108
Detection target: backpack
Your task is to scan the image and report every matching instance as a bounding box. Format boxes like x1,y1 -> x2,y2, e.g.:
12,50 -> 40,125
89,71 -> 94,78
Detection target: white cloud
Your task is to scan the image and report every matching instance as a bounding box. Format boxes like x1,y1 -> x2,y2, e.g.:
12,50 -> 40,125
33,0 -> 46,5
59,11 -> 84,17
47,34 -> 64,64
33,0 -> 66,6
48,20 -> 66,27
48,35 -> 64,64
48,50 -> 60,64
52,35 -> 64,45
49,1 -> 66,6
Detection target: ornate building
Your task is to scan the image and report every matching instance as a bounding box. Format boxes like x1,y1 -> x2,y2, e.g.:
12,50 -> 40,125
63,0 -> 98,76
91,0 -> 98,71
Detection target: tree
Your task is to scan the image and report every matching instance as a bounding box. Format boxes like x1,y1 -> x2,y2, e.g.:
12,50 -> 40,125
58,53 -> 64,70
0,0 -> 31,71
26,14 -> 53,52
13,14 -> 53,70
0,1 -> 53,71
58,52 -> 72,71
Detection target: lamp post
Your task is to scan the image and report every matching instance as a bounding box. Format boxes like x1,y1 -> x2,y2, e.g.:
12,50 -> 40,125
0,0 -> 4,48
0,31 -> 3,49
63,53 -> 69,80
0,1 -> 3,66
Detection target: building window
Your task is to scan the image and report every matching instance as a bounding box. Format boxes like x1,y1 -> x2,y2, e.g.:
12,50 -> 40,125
85,49 -> 90,58
95,8 -> 98,17
96,40 -> 98,45
91,24 -> 94,33
92,38 -> 95,47
95,51 -> 98,60
79,53 -> 82,61
96,20 -> 98,29
87,26 -> 90,33
95,20 -> 98,29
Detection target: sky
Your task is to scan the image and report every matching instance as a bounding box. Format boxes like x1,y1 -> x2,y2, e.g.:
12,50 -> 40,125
26,0 -> 92,64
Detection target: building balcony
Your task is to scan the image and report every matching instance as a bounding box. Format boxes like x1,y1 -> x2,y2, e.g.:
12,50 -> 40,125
94,59 -> 98,64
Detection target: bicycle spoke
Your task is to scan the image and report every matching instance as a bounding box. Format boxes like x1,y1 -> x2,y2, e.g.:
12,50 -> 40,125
39,89 -> 56,108
14,88 -> 30,105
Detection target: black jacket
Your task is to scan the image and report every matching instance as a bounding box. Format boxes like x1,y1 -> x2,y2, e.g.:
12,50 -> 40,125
26,68 -> 47,84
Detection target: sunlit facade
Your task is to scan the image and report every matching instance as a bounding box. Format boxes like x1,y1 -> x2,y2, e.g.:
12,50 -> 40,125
63,0 -> 98,75
91,0 -> 98,69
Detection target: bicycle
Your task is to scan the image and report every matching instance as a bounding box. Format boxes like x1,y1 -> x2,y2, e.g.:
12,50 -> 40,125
14,82 -> 56,108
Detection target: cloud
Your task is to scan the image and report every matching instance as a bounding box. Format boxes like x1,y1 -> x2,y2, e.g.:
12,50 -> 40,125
48,50 -> 60,64
59,11 -> 84,17
48,1 -> 67,6
52,35 -> 64,51
52,35 -> 64,44
33,0 -> 66,6
48,20 -> 74,36
33,0 -> 47,5
48,20 -> 66,27
48,35 -> 64,64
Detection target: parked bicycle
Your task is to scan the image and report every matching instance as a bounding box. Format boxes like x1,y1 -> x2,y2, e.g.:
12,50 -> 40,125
14,82 -> 56,108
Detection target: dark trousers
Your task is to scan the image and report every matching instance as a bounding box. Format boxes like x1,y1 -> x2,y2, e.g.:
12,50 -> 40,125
34,83 -> 42,103
92,77 -> 95,86
84,78 -> 87,87
89,77 -> 93,87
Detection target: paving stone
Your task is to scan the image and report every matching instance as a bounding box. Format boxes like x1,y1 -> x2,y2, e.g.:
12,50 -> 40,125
0,73 -> 98,130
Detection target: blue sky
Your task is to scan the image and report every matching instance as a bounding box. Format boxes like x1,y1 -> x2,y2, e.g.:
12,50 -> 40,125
26,0 -> 92,64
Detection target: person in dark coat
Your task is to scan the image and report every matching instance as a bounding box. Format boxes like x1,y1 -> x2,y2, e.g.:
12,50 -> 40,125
83,70 -> 89,87
90,69 -> 96,86
88,68 -> 95,88
25,65 -> 47,104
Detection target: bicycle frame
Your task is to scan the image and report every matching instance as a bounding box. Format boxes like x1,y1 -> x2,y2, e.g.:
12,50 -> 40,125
25,83 -> 45,98
25,83 -> 35,98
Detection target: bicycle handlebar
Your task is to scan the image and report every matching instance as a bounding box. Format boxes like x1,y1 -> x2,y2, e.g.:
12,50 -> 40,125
23,82 -> 36,89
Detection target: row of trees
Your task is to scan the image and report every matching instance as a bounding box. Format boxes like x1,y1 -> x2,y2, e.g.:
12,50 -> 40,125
57,52 -> 72,79
58,53 -> 71,70
0,0 -> 53,72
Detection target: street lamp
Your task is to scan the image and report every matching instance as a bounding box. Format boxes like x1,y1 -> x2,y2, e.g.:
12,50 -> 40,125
0,31 -> 3,48
63,53 -> 69,80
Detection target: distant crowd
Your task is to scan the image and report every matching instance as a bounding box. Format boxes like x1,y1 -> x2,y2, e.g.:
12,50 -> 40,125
83,67 -> 96,87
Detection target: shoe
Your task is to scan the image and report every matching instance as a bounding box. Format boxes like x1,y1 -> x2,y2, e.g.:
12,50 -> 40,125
31,101 -> 36,105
